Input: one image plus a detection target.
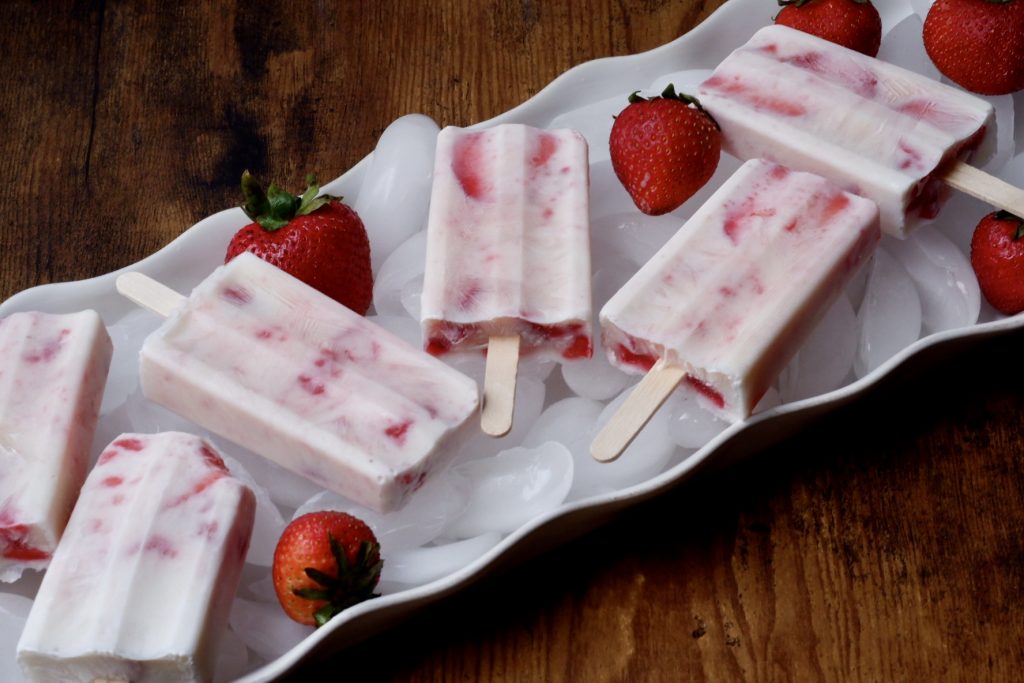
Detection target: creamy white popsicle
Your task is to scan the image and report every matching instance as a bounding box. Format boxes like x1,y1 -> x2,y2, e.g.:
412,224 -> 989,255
601,159 -> 880,422
421,124 -> 592,360
17,431 -> 255,683
697,24 -> 995,238
0,310 -> 112,581
137,252 -> 479,513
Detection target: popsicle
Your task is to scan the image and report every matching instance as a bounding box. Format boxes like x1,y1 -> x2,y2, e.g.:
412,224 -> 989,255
421,124 -> 592,436
118,252 -> 479,513
695,24 -> 1019,238
0,310 -> 112,581
17,431 -> 255,683
592,159 -> 880,462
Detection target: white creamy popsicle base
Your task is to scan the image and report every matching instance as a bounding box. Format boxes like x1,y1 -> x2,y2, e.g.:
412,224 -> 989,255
601,159 -> 880,421
138,253 -> 479,513
0,310 -> 112,581
17,432 -> 256,683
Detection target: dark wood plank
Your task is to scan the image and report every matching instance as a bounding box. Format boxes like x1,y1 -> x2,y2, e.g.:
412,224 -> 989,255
3,1 -> 1023,682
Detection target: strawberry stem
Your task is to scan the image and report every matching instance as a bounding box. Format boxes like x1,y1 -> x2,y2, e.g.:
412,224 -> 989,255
240,171 -> 340,232
624,85 -> 721,131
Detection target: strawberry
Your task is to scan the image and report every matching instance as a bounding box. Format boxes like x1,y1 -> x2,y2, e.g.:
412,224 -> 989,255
225,172 -> 373,314
775,0 -> 883,57
924,0 -> 1024,96
272,511 -> 383,626
971,210 -> 1024,314
609,84 -> 721,216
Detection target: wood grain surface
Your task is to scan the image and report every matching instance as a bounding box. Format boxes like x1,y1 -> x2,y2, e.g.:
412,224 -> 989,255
2,1 -> 1022,681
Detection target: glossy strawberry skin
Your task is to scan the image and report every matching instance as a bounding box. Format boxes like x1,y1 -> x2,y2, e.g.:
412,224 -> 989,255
924,0 -> 1024,96
971,211 -> 1024,315
776,0 -> 883,57
272,511 -> 382,626
609,95 -> 720,216
226,200 -> 373,314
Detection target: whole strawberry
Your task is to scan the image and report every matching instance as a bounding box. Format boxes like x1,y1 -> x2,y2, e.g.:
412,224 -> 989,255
272,511 -> 383,626
924,0 -> 1024,96
971,210 -> 1024,314
609,84 -> 721,216
226,172 -> 373,314
776,0 -> 883,57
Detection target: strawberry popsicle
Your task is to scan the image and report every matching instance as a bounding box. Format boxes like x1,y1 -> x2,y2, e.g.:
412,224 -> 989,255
421,124 -> 591,435
697,24 -> 996,238
421,124 -> 592,360
130,252 -> 479,513
17,432 -> 255,683
594,160 -> 879,461
0,310 -> 112,581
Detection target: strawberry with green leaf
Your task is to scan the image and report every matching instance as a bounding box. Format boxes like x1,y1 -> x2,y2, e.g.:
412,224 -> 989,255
971,210 -> 1024,315
609,84 -> 721,216
226,172 -> 373,314
272,511 -> 383,627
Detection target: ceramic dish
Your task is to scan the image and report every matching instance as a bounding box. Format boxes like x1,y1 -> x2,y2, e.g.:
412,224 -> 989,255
2,0 -> 1021,679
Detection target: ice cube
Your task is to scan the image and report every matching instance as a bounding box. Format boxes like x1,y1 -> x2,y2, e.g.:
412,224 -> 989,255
293,469 -> 469,552
378,532 -> 502,591
876,2 -> 917,38
934,190 -> 989,249
366,314 -> 422,349
562,268 -> 635,401
445,442 -> 574,538
664,388 -> 730,450
226,444 -> 323,511
372,231 -> 427,318
778,294 -> 858,403
548,95 -> 627,165
570,384 -> 677,498
229,597 -> 311,663
0,593 -> 31,683
454,375 -> 546,461
855,248 -> 922,377
101,309 -> 159,414
591,211 -> 682,269
221,454 -> 286,568
887,228 -> 980,334
353,115 -> 440,272
910,0 -> 934,22
878,15 -> 934,76
589,159 -> 638,219
213,627 -> 249,683
980,93 -> 1015,173
400,275 -> 424,320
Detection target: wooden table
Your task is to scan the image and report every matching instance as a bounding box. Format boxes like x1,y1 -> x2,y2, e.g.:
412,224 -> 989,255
2,1 -> 1022,680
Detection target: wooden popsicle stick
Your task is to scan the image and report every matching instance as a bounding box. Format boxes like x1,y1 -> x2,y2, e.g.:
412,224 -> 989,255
943,161 -> 1024,217
480,334 -> 520,437
590,362 -> 686,464
115,272 -> 185,318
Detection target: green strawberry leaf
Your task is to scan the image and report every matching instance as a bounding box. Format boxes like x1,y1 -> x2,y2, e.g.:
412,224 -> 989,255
314,604 -> 340,627
240,171 -> 339,231
293,587 -> 332,601
304,567 -> 339,588
240,171 -> 271,221
256,215 -> 290,231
